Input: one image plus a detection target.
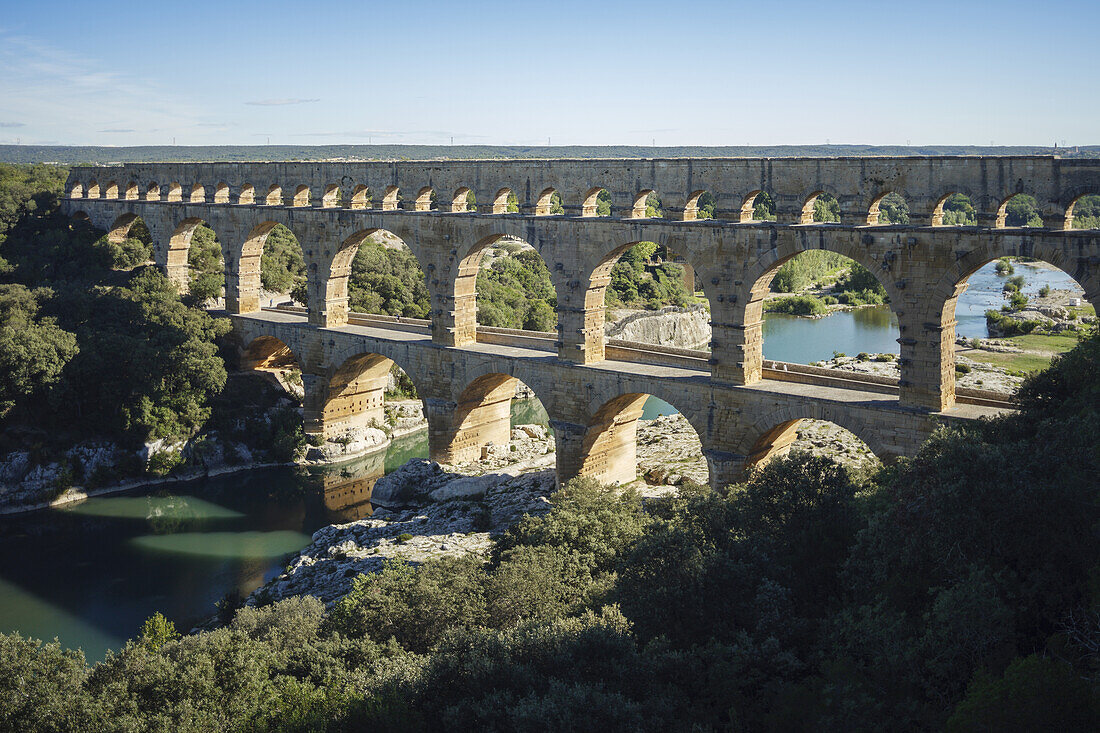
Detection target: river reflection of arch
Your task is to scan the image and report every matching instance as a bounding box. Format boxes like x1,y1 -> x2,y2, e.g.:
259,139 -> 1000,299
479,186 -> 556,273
317,451 -> 387,522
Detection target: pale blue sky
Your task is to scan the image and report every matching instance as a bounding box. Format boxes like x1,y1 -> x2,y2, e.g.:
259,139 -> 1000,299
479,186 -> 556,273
0,0 -> 1096,146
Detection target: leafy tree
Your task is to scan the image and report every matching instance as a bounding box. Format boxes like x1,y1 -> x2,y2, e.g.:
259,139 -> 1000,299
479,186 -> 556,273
876,192 -> 909,224
0,284 -> 78,416
475,247 -> 557,330
1004,194 -> 1043,227
1071,194 -> 1100,229
947,655 -> 1100,732
347,240 -> 430,318
813,192 -> 840,222
260,224 -> 306,295
187,223 -> 224,302
941,193 -> 977,226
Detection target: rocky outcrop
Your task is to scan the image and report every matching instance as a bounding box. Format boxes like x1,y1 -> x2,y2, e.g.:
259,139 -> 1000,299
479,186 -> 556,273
816,352 -> 1023,394
606,306 -> 711,350
249,469 -> 556,606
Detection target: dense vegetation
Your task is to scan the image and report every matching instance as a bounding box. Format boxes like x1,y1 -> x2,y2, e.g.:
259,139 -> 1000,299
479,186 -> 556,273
0,165 -> 233,465
476,243 -> 557,331
2,328 -> 1098,730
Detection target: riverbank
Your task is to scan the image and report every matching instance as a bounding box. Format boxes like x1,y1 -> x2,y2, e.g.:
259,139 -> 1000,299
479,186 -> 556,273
0,401 -> 431,516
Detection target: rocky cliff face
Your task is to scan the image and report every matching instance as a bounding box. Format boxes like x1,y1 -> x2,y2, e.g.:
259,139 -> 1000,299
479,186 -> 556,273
605,306 -> 711,350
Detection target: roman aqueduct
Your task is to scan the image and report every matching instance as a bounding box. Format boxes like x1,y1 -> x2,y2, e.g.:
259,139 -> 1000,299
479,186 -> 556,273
62,156 -> 1100,488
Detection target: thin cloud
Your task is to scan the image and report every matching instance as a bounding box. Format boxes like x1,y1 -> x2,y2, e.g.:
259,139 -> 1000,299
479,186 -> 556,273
0,32 -> 209,144
245,98 -> 320,106
0,122 -> 24,128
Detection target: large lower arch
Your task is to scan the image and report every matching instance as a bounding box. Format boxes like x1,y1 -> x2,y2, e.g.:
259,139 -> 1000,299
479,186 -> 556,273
107,212 -> 144,244
722,236 -> 899,386
574,239 -> 708,363
231,221 -> 306,316
738,408 -> 889,471
571,392 -> 708,487
321,227 -> 426,328
166,217 -> 217,293
242,335 -> 302,373
314,351 -> 423,440
430,371 -> 550,465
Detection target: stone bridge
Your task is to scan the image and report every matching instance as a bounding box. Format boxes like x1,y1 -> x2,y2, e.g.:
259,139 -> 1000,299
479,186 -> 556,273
62,157 -> 1100,488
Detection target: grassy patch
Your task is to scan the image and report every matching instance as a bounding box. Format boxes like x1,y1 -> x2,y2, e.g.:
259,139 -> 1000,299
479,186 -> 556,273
1000,332 -> 1082,355
963,350 -> 1056,377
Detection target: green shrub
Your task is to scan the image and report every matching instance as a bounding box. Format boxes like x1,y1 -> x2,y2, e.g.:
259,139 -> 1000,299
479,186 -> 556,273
765,295 -> 827,316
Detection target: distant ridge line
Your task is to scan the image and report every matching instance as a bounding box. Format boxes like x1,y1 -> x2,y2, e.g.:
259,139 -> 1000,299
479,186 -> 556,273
4,144 -> 1099,165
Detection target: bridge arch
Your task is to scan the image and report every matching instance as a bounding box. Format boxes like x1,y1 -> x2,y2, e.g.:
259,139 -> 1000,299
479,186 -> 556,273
381,186 -> 400,211
68,181 -> 84,199
1066,193 -> 1100,230
213,182 -> 230,204
124,182 -> 139,200
315,350 -> 424,440
431,370 -> 553,465
535,188 -> 563,216
737,408 -> 889,471
582,187 -> 612,217
452,187 -> 474,213
107,212 -> 145,244
414,187 -> 435,212
350,185 -> 371,210
321,184 -> 340,208
86,179 -> 100,199
189,184 -> 205,204
489,187 -> 517,215
103,181 -> 118,199
928,245 -> 1099,407
729,233 -> 900,384
292,185 -> 310,207
231,220 -> 306,314
319,227 -> 429,327
684,189 -> 716,221
932,191 -> 978,226
145,182 -> 161,201
166,182 -> 182,202
800,189 -> 842,224
740,189 -> 777,222
579,236 -> 712,362
866,191 -> 911,226
446,232 -> 559,346
238,184 -> 256,205
242,334 -> 302,373
631,189 -> 659,219
166,216 -> 224,294
574,392 -> 708,487
265,185 -> 283,206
